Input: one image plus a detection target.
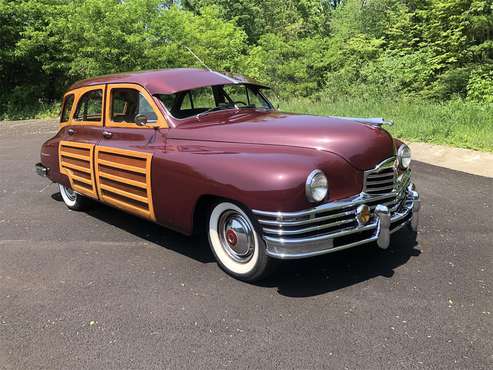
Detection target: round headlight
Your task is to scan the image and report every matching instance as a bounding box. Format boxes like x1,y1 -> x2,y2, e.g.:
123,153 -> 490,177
397,144 -> 411,169
305,170 -> 328,203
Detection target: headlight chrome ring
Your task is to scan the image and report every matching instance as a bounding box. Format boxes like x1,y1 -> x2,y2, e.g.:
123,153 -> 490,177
305,169 -> 328,203
397,144 -> 412,169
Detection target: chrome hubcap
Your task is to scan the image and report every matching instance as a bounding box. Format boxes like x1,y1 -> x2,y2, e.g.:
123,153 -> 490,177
218,210 -> 255,263
63,186 -> 76,202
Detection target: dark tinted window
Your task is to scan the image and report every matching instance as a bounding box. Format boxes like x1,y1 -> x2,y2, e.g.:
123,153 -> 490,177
74,89 -> 103,122
111,88 -> 157,123
61,94 -> 74,122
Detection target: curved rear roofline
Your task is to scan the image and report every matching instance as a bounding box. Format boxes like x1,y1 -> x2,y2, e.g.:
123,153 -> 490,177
68,68 -> 269,95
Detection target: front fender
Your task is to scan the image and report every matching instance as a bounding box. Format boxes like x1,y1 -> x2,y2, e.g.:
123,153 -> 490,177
152,140 -> 363,234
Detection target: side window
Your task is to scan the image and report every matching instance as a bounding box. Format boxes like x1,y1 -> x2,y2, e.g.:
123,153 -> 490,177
61,94 -> 74,122
181,92 -> 193,110
74,89 -> 103,122
223,85 -> 245,104
159,93 -> 176,111
189,87 -> 215,109
111,88 -> 157,123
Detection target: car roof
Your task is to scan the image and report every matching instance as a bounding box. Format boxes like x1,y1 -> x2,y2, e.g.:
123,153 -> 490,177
68,68 -> 269,95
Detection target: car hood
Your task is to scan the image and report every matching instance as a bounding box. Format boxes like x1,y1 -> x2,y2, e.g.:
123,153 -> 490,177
169,111 -> 395,170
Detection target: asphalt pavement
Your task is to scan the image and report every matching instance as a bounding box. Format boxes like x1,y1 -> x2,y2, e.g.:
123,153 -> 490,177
1,120 -> 492,369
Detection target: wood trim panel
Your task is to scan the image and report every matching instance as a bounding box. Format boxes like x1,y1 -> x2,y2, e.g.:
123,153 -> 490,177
60,85 -> 106,128
95,146 -> 156,221
104,83 -> 168,129
59,141 -> 98,198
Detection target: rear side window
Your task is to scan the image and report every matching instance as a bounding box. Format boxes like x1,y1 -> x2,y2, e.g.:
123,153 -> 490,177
60,94 -> 74,122
74,89 -> 103,122
111,88 -> 157,123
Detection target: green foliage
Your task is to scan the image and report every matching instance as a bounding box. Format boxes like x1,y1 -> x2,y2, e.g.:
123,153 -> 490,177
1,0 -> 493,123
283,96 -> 493,151
184,0 -> 331,42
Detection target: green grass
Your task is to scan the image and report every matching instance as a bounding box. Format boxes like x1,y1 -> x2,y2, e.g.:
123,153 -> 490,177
282,97 -> 493,152
0,102 -> 59,121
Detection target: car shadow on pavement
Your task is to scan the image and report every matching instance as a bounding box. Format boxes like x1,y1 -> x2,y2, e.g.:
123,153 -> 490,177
259,230 -> 420,297
51,192 -> 215,264
51,192 -> 420,297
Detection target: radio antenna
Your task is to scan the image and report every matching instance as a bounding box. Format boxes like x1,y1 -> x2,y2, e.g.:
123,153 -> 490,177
184,46 -> 212,71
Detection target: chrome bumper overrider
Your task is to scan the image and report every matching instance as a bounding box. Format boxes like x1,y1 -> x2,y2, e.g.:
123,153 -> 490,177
252,184 -> 420,260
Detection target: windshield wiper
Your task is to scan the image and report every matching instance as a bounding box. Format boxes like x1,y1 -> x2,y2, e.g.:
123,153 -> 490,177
196,103 -> 235,118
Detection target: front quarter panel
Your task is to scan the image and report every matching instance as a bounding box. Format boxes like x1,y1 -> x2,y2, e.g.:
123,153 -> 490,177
152,140 -> 363,234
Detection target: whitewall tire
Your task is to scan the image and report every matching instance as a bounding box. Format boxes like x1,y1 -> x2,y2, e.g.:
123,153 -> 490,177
58,184 -> 90,211
208,202 -> 274,282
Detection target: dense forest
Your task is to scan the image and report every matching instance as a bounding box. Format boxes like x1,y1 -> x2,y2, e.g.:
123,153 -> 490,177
1,0 -> 493,120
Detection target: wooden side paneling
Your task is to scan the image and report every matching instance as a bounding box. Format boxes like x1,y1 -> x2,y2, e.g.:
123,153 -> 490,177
95,146 -> 155,221
59,141 -> 98,198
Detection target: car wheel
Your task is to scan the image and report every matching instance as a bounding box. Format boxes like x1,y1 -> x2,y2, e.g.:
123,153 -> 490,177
58,184 -> 90,211
208,202 -> 274,282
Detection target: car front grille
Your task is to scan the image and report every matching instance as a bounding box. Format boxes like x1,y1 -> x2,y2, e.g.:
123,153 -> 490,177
363,157 -> 396,195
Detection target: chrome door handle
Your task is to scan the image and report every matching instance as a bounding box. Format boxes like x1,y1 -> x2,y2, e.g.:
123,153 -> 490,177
67,128 -> 75,136
102,131 -> 113,139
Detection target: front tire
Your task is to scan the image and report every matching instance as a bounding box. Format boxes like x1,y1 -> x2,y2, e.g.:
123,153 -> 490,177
208,202 -> 275,282
58,184 -> 90,211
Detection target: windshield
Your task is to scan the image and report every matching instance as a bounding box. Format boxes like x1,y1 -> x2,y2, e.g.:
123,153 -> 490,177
156,84 -> 273,119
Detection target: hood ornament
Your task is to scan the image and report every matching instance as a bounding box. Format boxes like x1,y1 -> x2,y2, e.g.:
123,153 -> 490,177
331,116 -> 394,127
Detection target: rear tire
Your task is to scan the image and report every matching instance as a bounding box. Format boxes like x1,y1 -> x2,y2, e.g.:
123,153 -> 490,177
58,184 -> 90,211
208,202 -> 275,282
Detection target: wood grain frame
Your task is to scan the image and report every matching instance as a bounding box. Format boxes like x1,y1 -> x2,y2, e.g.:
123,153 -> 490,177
94,146 -> 156,221
60,85 -> 106,128
59,141 -> 98,198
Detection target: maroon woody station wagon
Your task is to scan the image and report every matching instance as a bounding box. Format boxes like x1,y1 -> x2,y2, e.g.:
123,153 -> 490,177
36,68 -> 420,282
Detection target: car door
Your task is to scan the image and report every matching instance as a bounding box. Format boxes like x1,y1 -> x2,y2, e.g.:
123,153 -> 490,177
94,83 -> 168,221
58,85 -> 105,199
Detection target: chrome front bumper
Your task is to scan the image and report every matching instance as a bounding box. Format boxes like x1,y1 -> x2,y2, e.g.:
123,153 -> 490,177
253,185 -> 420,260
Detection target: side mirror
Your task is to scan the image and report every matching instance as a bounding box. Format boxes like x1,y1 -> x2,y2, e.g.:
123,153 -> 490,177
135,114 -> 148,126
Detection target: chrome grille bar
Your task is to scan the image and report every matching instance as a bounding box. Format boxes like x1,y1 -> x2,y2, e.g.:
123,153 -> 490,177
262,218 -> 355,236
257,209 -> 355,227
364,157 -> 397,195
